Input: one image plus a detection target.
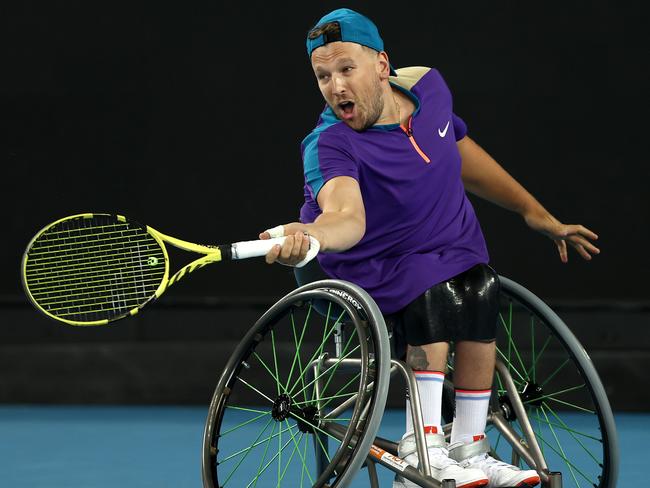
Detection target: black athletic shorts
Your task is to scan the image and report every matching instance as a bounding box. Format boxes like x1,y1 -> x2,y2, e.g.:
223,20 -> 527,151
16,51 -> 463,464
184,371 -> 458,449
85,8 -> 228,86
294,260 -> 500,360
385,263 -> 500,360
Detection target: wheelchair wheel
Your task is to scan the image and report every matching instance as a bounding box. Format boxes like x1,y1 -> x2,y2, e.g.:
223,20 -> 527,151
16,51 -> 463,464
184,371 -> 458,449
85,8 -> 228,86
485,276 -> 619,488
202,280 -> 391,488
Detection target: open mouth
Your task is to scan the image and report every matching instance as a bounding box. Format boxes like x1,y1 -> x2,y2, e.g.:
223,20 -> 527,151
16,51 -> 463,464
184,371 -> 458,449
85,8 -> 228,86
338,101 -> 355,119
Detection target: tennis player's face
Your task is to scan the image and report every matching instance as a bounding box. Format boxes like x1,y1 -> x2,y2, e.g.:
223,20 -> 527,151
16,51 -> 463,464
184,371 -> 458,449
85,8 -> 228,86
311,42 -> 384,131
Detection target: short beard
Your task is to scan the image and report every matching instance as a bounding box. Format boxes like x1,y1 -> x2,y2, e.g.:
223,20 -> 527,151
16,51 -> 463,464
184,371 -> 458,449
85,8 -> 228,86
329,76 -> 385,132
357,76 -> 384,131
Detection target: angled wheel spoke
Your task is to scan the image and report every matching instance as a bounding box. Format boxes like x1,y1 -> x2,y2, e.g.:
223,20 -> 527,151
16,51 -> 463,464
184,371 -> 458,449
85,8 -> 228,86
502,303 -> 514,377
222,416 -> 275,485
320,373 -> 362,411
503,304 -> 512,373
290,343 -> 362,400
539,357 -> 571,389
529,411 -> 600,442
300,434 -> 309,487
526,336 -> 552,380
221,420 -> 294,464
542,402 -> 603,463
253,351 -> 287,395
311,303 -> 334,402
284,308 -> 311,402
287,310 -> 346,396
221,411 -> 271,436
281,421 -> 313,484
277,434 -> 301,485
496,347 -> 527,385
544,396 -> 594,414
238,377 -> 275,404
535,425 -> 595,486
540,405 -> 584,487
486,285 -> 611,488
271,330 -> 282,396
536,408 -> 545,458
226,405 -> 270,414
499,305 -> 529,378
313,430 -> 333,464
522,384 -> 586,405
496,370 -> 505,394
288,412 -> 343,454
530,317 -> 536,383
277,417 -> 282,486
293,389 -> 357,407
317,328 -> 359,400
250,422 -> 277,488
243,427 -> 298,487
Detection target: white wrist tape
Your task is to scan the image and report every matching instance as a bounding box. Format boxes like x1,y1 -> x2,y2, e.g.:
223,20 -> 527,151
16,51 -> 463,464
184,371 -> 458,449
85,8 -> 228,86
265,225 -> 285,239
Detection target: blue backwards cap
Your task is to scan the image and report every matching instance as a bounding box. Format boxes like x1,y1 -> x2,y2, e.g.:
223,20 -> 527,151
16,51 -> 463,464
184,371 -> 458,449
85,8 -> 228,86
306,8 -> 397,76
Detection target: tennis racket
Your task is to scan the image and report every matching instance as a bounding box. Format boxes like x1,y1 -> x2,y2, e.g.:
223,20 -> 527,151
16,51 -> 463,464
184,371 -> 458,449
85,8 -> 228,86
21,213 -> 319,326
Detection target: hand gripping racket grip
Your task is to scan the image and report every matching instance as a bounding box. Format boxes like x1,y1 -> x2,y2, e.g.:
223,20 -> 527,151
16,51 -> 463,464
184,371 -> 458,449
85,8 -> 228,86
228,235 -> 320,267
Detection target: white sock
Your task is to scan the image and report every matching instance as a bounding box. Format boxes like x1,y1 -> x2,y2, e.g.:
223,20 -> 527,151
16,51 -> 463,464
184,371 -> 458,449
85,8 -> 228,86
404,371 -> 445,438
450,388 -> 492,445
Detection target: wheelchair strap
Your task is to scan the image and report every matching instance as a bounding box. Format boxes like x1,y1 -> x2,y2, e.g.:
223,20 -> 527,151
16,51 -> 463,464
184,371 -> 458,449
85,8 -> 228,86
447,437 -> 491,462
398,432 -> 447,458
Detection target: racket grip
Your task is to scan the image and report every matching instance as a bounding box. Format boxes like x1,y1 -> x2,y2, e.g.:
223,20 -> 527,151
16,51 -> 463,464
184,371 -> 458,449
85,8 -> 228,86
230,235 -> 320,267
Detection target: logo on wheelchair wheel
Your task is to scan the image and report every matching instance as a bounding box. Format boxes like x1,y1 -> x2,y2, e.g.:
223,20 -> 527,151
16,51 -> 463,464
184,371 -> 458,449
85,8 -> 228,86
326,288 -> 363,311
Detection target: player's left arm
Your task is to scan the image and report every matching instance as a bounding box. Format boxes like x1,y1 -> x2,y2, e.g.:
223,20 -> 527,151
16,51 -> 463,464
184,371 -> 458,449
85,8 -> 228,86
457,135 -> 600,263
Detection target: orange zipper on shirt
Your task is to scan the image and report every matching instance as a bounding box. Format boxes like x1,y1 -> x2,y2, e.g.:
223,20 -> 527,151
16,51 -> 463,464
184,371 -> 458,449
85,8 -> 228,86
400,116 -> 431,163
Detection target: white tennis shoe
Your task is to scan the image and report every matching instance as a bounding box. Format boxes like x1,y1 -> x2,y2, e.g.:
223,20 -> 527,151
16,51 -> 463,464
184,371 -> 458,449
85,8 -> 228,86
392,432 -> 488,488
449,438 -> 541,488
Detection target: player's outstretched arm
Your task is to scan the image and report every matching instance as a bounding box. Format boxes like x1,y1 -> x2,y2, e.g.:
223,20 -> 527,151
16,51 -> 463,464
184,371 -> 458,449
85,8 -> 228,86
261,176 -> 366,266
457,135 -> 600,263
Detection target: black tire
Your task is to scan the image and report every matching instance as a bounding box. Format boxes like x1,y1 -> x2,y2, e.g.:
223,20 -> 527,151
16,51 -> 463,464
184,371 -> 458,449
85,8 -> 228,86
444,276 -> 618,488
202,280 -> 391,488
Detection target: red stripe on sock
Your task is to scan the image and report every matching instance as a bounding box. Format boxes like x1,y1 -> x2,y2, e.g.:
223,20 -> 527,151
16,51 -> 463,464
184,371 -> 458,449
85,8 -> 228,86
455,388 -> 492,394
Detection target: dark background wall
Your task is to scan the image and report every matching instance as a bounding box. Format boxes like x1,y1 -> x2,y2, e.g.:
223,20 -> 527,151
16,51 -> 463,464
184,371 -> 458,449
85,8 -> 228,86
1,1 -> 647,408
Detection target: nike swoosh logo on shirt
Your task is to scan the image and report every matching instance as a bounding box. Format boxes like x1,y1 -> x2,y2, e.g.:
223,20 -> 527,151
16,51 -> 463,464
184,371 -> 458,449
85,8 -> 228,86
438,121 -> 450,138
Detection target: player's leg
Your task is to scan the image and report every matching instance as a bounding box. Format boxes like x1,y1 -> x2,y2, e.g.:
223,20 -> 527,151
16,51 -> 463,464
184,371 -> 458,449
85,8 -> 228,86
449,265 -> 540,488
393,286 -> 489,488
404,343 -> 448,438
450,341 -> 495,448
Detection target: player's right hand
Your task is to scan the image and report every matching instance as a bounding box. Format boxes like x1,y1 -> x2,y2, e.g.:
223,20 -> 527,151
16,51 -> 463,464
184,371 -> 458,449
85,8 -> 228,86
259,224 -> 311,266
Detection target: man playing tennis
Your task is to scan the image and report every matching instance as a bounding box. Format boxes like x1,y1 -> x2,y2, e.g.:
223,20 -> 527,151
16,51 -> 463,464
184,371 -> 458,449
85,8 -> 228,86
262,8 -> 600,488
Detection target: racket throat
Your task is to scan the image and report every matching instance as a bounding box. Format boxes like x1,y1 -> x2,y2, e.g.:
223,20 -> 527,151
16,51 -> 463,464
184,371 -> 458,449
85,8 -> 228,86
167,251 -> 224,288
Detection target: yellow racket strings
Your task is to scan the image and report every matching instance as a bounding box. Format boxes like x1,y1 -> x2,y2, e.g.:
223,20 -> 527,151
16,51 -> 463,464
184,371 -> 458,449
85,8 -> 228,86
25,216 -> 166,321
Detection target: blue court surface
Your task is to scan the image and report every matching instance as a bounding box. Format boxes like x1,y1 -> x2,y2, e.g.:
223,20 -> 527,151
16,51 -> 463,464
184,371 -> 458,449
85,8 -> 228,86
0,405 -> 643,487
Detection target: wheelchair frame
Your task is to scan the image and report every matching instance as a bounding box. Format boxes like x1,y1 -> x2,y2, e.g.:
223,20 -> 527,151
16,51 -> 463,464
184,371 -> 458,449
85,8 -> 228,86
201,277 -> 619,488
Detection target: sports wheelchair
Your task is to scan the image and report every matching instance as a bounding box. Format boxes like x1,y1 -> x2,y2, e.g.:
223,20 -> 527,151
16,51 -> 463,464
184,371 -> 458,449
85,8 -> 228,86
200,276 -> 618,488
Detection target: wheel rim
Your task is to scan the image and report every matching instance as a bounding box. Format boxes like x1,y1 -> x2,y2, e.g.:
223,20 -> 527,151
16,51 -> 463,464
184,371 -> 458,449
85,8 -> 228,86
208,290 -> 378,488
487,281 -> 614,488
